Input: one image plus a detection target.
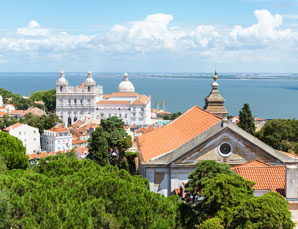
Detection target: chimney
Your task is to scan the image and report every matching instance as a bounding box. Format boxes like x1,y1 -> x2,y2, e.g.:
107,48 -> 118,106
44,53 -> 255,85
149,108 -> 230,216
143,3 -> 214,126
286,164 -> 297,199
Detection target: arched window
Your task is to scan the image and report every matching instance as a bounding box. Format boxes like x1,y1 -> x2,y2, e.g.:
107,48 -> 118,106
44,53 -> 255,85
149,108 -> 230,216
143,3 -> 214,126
60,86 -> 63,92
68,118 -> 72,126
88,86 -> 91,92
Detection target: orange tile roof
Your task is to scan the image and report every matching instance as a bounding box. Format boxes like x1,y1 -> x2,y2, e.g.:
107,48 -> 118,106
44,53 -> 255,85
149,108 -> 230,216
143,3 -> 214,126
9,110 -> 23,114
137,106 -> 222,163
72,139 -> 87,145
132,94 -> 150,105
111,92 -> 138,97
232,165 -> 286,196
0,111 -> 6,116
75,147 -> 89,155
49,123 -> 68,133
232,159 -> 272,169
78,82 -> 85,89
103,94 -> 112,99
4,123 -> 23,131
137,126 -> 156,134
97,100 -> 130,105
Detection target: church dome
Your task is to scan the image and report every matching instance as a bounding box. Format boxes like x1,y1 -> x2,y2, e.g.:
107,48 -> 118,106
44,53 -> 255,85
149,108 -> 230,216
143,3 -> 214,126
118,73 -> 135,93
85,71 -> 96,85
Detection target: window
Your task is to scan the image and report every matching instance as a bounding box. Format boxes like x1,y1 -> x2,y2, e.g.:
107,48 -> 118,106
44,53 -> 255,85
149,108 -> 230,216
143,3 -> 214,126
34,138 -> 36,141
60,86 -> 63,92
19,132 -> 21,135
218,143 -> 233,157
74,99 -> 77,104
33,130 -> 36,134
68,99 -> 71,104
88,86 -> 91,92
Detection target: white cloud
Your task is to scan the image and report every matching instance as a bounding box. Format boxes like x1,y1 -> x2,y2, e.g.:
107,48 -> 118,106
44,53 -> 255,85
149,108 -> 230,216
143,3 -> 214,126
1,10 -> 298,67
17,20 -> 49,36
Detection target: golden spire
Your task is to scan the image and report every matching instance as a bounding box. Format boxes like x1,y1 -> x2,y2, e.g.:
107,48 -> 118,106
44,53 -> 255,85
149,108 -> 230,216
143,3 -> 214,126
213,71 -> 218,81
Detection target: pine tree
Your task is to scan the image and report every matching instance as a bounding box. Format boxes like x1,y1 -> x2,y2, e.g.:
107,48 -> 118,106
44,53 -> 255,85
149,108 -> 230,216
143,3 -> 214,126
88,127 -> 109,166
238,103 -> 255,135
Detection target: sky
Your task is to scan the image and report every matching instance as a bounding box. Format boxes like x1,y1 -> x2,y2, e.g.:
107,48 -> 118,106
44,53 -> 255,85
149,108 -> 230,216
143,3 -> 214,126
1,0 -> 298,72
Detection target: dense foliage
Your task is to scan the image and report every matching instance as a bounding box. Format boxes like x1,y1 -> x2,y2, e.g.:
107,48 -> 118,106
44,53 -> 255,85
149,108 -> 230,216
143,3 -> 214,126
29,89 -> 56,112
0,190 -> 10,228
0,132 -> 29,170
238,103 -> 255,135
88,126 -> 109,166
0,113 -> 61,134
184,160 -> 294,228
0,154 -> 180,228
89,116 -> 134,171
0,88 -> 56,112
256,119 -> 298,154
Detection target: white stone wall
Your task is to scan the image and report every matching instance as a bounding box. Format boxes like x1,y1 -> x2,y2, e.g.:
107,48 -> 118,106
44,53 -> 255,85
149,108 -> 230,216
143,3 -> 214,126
8,124 -> 40,154
42,130 -> 72,152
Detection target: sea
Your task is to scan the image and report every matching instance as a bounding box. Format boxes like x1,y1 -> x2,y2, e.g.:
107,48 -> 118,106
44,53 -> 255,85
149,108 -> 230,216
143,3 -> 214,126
0,72 -> 298,119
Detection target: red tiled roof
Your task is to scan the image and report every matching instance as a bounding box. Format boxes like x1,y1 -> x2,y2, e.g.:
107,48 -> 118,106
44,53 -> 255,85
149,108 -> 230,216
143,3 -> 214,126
78,82 -> 85,89
111,92 -> 138,97
0,111 -> 6,116
232,159 -> 272,169
233,165 -> 286,196
97,100 -> 130,105
9,110 -> 23,114
137,126 -> 156,134
137,106 -> 222,163
72,139 -> 87,145
132,94 -> 150,105
4,123 -> 23,131
103,94 -> 112,99
76,147 -> 89,155
49,123 -> 68,133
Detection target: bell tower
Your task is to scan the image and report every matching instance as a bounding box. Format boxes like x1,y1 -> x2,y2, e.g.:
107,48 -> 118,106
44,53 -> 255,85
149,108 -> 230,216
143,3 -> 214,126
204,71 -> 228,118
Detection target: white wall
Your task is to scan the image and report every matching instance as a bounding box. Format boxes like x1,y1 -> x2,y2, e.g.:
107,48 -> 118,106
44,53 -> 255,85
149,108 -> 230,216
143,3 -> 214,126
9,124 -> 40,154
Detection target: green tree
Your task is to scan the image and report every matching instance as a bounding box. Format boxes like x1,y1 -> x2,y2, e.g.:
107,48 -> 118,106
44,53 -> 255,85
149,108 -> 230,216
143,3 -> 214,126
256,119 -> 298,154
0,190 -> 10,228
101,116 -> 132,170
29,89 -> 56,112
230,192 -> 295,228
0,154 -> 180,228
185,160 -> 235,202
238,103 -> 255,135
88,127 -> 109,166
183,160 -> 294,228
0,132 -> 29,170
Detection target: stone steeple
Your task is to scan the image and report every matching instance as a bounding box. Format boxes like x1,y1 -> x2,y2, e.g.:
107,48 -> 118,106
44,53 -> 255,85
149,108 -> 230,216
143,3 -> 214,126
204,71 -> 228,118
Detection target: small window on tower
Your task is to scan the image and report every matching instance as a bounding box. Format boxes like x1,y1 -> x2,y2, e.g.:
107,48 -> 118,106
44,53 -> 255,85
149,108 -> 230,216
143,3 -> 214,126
60,86 -> 62,92
88,86 -> 90,92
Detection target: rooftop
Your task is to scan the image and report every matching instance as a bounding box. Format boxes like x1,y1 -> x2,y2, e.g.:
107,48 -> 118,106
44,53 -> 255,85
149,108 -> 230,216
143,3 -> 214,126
137,105 -> 222,163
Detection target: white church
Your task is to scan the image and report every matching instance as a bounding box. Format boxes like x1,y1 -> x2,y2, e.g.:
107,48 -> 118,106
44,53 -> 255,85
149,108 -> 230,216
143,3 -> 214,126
56,71 -> 151,126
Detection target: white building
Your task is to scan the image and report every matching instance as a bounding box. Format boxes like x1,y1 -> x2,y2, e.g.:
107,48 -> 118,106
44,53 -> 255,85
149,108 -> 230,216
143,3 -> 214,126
42,123 -> 72,152
0,95 -> 3,106
4,123 -> 41,154
56,71 -> 151,126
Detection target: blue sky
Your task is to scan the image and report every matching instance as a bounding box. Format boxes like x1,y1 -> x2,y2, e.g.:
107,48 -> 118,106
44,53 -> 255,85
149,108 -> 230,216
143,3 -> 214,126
1,0 -> 298,72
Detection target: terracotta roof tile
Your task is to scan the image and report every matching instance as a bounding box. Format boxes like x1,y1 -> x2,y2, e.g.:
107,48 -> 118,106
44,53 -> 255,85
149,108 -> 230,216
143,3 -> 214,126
72,139 -> 87,145
132,94 -> 150,105
49,123 -> 69,133
232,159 -> 272,168
97,100 -> 130,105
111,92 -> 138,97
233,165 -> 286,196
78,82 -> 85,89
137,106 -> 222,163
0,111 -> 6,116
4,123 -> 23,131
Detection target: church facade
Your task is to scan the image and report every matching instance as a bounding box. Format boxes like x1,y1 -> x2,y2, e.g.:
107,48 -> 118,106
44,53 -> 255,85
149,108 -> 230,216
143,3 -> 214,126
56,71 -> 151,126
